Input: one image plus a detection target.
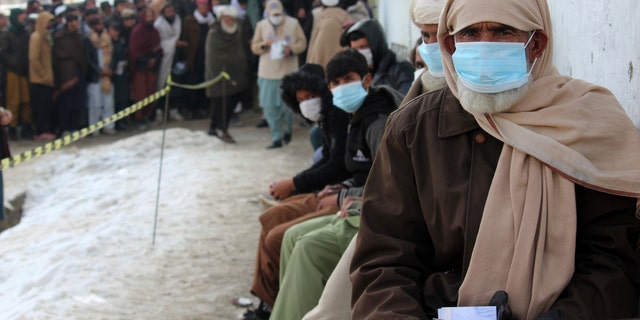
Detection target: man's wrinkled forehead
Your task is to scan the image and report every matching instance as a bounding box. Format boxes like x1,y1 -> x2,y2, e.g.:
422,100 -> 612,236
445,0 -> 543,35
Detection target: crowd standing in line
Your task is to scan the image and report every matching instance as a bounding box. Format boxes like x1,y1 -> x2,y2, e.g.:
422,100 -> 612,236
2,1 -> 638,320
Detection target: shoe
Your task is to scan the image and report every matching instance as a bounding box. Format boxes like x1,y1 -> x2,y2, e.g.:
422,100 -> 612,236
283,132 -> 291,145
220,132 -> 236,144
241,301 -> 271,320
255,119 -> 268,128
266,140 -> 282,149
207,128 -> 219,137
102,127 -> 117,135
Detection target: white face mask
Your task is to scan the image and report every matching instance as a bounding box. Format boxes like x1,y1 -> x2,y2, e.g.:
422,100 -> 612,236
269,15 -> 283,26
414,68 -> 425,81
358,48 -> 373,67
299,97 -> 323,122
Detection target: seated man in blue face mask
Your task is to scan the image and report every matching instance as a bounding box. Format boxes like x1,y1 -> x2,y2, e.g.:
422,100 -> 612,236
243,48 -> 402,320
351,0 -> 640,319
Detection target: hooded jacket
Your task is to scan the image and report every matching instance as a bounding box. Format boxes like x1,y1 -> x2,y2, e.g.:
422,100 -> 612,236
340,19 -> 414,95
0,9 -> 30,76
29,11 -> 55,86
341,85 -> 403,189
280,64 -> 352,193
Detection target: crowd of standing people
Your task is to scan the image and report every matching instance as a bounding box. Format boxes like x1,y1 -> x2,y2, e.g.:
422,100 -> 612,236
0,0 -> 382,148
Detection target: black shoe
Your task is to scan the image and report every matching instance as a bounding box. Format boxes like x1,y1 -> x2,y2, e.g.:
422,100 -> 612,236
207,128 -> 219,137
255,119 -> 268,128
283,132 -> 291,145
241,301 -> 271,320
266,140 -> 282,149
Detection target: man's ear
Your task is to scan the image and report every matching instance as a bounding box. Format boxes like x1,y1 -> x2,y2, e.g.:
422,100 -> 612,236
443,33 -> 456,55
362,73 -> 373,90
528,30 -> 548,61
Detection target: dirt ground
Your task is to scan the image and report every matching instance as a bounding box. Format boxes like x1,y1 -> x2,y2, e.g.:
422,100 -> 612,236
2,110 -> 314,319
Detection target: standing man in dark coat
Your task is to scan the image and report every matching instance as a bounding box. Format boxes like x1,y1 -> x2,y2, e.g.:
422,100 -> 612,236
53,12 -> 87,135
204,5 -> 246,143
180,0 -> 215,119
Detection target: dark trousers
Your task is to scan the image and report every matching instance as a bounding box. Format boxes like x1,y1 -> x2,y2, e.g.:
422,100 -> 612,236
30,83 -> 55,134
209,93 -> 241,132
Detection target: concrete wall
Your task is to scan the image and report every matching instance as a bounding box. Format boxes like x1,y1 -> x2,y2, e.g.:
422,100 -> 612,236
377,0 -> 640,127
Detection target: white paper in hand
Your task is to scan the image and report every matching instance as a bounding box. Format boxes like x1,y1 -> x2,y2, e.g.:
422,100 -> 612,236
270,41 -> 285,61
436,306 -> 497,320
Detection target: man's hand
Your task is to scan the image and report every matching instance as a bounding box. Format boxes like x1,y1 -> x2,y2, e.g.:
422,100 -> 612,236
316,193 -> 339,212
61,77 -> 78,91
336,196 -> 362,218
176,40 -> 188,48
147,58 -> 156,69
488,290 -> 512,320
317,184 -> 345,200
269,178 -> 295,201
0,108 -> 13,126
283,46 -> 292,58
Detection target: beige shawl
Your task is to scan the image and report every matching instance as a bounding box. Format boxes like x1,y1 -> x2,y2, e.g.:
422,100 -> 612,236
89,30 -> 113,93
437,0 -> 640,318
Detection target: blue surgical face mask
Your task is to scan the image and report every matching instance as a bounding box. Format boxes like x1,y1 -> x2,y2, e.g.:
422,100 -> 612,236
452,32 -> 537,93
331,81 -> 367,113
418,41 -> 444,77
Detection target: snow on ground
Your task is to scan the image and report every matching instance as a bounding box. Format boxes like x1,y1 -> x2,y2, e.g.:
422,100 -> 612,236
0,127 -> 309,319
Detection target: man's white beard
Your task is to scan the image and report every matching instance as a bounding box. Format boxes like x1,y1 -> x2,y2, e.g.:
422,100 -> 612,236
420,71 -> 448,92
221,22 -> 238,34
457,78 -> 531,115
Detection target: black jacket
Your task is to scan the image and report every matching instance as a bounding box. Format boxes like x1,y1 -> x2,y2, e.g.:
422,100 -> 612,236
341,85 -> 403,189
84,37 -> 102,84
340,19 -> 414,95
292,92 -> 351,193
0,28 -> 30,76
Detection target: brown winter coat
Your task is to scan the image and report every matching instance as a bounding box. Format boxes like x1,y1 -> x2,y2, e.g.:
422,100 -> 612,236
53,25 -> 86,89
350,87 -> 640,319
305,7 -> 350,69
29,12 -> 55,87
180,14 -> 203,71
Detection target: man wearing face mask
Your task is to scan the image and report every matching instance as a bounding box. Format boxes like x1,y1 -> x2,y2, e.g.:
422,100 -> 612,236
339,19 -> 414,95
251,0 -> 307,149
243,49 -> 401,320
270,63 -> 350,200
204,5 -> 247,143
283,2 -> 448,319
350,0 -> 640,319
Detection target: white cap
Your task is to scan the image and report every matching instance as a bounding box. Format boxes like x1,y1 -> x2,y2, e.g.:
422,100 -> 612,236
321,0 -> 340,7
54,5 -> 67,17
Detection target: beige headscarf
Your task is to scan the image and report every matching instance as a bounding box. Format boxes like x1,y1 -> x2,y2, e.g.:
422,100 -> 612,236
437,0 -> 640,318
410,0 -> 444,27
